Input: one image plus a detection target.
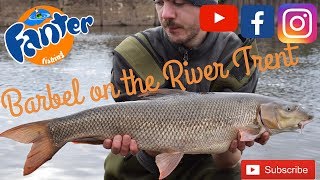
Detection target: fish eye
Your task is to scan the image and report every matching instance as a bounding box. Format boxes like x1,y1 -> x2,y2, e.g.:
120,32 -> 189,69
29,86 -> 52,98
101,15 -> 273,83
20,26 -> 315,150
285,105 -> 296,112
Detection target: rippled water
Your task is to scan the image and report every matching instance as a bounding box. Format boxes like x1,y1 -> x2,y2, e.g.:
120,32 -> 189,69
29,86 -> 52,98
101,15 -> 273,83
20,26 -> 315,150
242,33 -> 320,178
0,26 -> 319,180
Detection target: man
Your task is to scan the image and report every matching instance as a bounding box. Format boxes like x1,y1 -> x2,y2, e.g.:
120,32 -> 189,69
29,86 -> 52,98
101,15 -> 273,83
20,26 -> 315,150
103,0 -> 270,179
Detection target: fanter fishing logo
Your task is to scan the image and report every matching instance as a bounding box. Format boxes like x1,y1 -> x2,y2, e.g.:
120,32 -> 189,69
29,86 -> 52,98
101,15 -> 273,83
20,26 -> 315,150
4,5 -> 94,65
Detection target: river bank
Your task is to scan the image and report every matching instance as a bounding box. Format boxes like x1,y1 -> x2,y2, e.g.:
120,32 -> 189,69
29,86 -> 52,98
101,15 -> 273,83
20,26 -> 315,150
1,0 -> 319,27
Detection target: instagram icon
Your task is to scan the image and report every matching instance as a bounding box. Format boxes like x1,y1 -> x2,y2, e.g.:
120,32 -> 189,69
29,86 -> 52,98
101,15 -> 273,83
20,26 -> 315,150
278,4 -> 317,43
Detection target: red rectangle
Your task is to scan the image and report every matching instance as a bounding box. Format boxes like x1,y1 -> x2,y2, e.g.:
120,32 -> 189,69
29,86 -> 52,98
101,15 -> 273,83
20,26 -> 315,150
241,160 -> 316,179
200,5 -> 238,32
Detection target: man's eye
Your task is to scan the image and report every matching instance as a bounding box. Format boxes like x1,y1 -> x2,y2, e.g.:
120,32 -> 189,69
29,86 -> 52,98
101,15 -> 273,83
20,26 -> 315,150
154,0 -> 164,6
173,2 -> 186,6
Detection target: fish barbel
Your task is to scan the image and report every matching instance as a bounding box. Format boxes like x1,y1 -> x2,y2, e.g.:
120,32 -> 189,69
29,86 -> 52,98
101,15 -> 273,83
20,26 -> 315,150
0,90 -> 313,179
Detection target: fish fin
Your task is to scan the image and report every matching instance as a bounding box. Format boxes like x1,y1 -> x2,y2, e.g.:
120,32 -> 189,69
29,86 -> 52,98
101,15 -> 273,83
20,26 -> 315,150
0,121 -> 62,176
116,89 -> 189,101
72,137 -> 104,145
155,152 -> 184,179
138,89 -> 189,100
238,126 -> 261,141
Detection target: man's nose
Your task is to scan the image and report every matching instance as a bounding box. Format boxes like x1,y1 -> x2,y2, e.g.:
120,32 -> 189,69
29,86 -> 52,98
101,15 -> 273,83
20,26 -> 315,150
161,3 -> 176,19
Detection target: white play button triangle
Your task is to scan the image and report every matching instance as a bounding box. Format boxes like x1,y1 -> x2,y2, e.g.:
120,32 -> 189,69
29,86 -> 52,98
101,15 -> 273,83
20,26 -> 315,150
214,12 -> 225,23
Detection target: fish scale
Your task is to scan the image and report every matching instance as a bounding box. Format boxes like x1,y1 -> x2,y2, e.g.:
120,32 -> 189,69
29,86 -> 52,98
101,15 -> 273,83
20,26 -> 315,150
47,93 -> 260,154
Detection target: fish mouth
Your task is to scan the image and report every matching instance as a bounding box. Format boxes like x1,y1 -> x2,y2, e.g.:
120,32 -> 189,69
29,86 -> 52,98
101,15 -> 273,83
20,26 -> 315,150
298,119 -> 313,129
298,114 -> 313,130
295,117 -> 313,133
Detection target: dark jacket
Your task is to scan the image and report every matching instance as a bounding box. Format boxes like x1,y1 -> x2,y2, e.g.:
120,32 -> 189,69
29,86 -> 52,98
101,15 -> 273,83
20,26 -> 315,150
111,26 -> 258,100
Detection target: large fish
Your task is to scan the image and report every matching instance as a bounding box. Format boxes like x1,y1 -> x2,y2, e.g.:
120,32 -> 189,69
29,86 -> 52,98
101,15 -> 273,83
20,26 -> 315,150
0,90 -> 313,179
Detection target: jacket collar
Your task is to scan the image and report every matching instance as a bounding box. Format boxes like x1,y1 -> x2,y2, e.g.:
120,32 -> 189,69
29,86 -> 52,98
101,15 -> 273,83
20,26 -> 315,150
160,27 -> 219,61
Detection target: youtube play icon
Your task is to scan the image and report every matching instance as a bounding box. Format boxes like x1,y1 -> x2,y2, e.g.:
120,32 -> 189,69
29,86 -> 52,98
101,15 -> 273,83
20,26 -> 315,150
214,13 -> 225,23
200,5 -> 238,32
246,165 -> 260,175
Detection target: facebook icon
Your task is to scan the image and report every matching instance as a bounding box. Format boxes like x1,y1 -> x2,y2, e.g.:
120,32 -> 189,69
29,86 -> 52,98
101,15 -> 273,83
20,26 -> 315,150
241,5 -> 274,38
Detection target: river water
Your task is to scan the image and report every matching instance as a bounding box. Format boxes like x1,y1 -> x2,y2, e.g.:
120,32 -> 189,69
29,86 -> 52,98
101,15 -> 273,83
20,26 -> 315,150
0,26 -> 319,180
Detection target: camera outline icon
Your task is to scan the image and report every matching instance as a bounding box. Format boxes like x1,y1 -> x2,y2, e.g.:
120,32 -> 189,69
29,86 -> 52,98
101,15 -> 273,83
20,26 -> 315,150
282,8 -> 313,39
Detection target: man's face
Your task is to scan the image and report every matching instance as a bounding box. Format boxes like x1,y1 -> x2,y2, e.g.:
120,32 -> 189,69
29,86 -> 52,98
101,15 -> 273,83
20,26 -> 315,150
155,0 -> 203,45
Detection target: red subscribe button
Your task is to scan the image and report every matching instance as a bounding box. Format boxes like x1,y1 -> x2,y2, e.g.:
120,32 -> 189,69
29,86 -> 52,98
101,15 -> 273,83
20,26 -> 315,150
241,160 -> 316,179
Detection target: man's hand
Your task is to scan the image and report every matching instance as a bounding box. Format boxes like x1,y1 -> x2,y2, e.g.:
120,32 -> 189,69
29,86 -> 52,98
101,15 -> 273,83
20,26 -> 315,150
213,150 -> 241,169
229,132 -> 270,153
103,135 -> 139,156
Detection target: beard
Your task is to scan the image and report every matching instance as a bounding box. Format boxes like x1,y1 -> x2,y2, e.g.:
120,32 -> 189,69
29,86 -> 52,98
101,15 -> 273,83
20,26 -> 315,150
161,19 -> 200,45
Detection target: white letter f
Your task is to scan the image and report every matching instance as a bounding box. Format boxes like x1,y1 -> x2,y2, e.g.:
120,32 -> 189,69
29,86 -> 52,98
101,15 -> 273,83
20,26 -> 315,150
251,11 -> 264,35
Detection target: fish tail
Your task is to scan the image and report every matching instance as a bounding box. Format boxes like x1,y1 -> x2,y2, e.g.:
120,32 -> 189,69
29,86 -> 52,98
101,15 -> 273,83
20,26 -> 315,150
0,120 -> 62,176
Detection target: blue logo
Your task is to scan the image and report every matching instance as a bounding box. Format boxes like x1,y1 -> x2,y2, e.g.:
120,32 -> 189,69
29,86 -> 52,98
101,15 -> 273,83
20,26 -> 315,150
24,8 -> 51,26
241,5 -> 274,38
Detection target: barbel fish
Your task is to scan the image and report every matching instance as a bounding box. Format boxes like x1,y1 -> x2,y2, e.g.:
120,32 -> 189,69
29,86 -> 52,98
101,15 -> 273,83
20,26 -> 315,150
0,90 -> 313,179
